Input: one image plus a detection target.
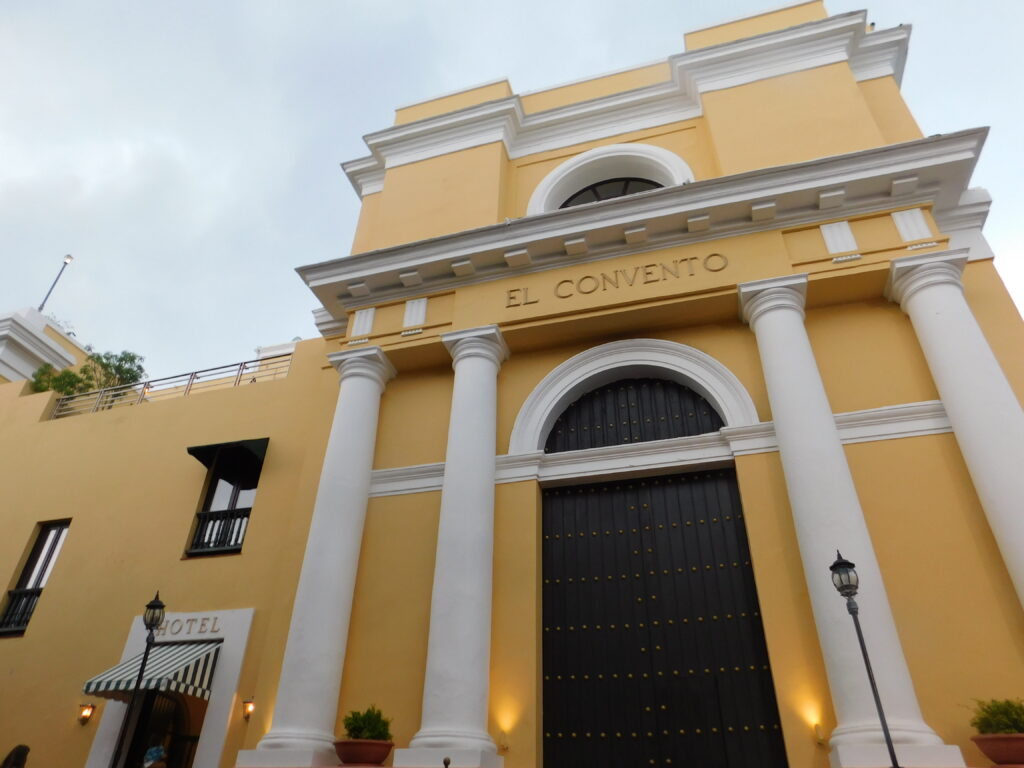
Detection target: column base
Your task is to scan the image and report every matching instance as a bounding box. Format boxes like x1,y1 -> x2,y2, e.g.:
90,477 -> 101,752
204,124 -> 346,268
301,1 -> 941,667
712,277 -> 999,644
393,748 -> 504,768
829,743 -> 966,767
235,748 -> 340,767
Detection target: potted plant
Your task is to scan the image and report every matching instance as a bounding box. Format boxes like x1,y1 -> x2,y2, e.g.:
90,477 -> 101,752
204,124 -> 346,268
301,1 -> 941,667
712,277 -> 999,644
334,705 -> 394,766
971,698 -> 1024,766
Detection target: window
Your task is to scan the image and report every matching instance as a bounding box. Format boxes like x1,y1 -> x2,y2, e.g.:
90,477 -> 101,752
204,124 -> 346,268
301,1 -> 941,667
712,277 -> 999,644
525,143 -> 694,215
1,520 -> 70,635
559,177 -> 662,209
186,439 -> 268,556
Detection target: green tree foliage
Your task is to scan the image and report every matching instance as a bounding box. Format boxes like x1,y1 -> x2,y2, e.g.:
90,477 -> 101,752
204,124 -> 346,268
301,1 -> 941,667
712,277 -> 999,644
31,348 -> 146,396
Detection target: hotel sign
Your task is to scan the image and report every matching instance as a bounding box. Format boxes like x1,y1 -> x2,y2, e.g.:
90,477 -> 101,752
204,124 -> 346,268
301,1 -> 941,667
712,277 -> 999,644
155,614 -> 223,638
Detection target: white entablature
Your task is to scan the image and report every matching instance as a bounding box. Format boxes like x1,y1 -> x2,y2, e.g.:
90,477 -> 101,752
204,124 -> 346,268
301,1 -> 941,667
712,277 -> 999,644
299,129 -> 987,323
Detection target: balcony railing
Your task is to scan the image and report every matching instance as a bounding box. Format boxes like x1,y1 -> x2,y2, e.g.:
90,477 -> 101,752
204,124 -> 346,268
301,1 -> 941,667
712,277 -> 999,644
0,587 -> 43,634
186,508 -> 251,555
51,354 -> 292,419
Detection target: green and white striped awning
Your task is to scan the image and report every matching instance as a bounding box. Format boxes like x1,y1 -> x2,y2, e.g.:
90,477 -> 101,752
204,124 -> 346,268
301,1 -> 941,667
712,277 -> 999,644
83,640 -> 222,701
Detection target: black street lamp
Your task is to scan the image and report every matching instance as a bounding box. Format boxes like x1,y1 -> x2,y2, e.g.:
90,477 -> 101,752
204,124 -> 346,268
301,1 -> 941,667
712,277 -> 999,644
109,592 -> 165,768
829,552 -> 901,768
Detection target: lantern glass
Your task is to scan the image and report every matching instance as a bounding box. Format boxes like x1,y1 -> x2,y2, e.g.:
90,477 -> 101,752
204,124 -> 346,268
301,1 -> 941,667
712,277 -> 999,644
143,592 -> 165,631
829,553 -> 858,596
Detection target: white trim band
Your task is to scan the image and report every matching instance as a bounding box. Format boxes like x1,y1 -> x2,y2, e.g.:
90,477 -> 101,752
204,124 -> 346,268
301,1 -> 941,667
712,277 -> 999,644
368,400 -> 952,497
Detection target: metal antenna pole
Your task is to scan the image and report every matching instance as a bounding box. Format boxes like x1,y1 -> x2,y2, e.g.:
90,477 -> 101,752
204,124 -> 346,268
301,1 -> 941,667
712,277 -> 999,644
38,255 -> 73,312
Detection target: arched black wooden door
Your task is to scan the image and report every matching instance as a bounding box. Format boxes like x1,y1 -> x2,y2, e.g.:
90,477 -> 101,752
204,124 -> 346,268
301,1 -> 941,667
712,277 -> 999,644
542,379 -> 788,768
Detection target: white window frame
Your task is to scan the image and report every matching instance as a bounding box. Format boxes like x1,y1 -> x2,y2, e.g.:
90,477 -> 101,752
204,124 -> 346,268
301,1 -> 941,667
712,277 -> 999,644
526,143 -> 694,216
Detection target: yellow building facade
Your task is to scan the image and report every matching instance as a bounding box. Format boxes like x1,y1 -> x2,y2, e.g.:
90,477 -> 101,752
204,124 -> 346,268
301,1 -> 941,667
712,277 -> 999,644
2,3 -> 1023,768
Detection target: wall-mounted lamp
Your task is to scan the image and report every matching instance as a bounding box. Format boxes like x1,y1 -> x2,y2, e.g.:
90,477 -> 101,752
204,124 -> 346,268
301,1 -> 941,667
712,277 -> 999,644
242,699 -> 255,721
813,723 -> 825,746
78,703 -> 96,725
497,730 -> 510,752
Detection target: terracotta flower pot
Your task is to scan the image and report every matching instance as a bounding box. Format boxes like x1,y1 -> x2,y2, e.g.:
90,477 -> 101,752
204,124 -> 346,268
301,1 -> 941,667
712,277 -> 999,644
972,734 -> 1024,766
333,738 -> 394,766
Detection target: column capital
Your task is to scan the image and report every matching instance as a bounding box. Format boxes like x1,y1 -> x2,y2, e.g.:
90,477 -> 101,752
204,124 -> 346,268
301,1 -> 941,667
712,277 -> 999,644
738,274 -> 808,326
441,325 -> 509,368
885,250 -> 968,309
327,346 -> 396,389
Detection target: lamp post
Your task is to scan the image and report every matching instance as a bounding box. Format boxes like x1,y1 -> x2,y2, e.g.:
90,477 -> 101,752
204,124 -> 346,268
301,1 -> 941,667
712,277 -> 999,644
109,592 -> 165,768
829,552 -> 901,768
38,254 -> 74,312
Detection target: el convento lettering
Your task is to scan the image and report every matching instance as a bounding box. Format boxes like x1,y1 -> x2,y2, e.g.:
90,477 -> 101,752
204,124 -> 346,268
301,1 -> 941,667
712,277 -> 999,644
505,252 -> 729,307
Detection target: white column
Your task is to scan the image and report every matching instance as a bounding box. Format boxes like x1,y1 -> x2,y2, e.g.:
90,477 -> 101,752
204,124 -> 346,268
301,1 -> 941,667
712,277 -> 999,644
237,347 -> 395,768
739,276 -> 964,768
395,326 -> 507,768
888,252 -> 1024,607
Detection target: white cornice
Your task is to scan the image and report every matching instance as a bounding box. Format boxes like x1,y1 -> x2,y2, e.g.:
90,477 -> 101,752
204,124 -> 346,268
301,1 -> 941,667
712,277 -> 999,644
340,156 -> 385,196
312,307 -> 347,337
0,308 -> 79,382
343,11 -> 909,196
367,400 -> 951,496
849,24 -> 910,84
933,188 -> 991,235
303,129 -> 987,317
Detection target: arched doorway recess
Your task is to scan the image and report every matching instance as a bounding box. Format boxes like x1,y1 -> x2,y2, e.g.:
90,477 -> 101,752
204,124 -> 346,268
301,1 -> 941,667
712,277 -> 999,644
509,338 -> 759,456
525,341 -> 788,768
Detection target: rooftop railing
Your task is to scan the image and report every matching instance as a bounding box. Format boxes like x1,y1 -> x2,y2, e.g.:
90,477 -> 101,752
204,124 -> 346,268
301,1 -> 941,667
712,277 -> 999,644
50,353 -> 292,419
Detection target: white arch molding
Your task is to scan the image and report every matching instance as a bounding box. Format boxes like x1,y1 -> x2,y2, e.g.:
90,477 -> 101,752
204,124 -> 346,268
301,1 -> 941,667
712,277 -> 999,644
508,338 -> 759,455
526,143 -> 695,215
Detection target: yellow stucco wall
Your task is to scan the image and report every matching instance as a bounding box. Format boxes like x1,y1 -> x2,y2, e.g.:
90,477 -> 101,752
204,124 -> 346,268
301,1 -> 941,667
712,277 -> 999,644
3,6 -> 1020,768
4,261 -> 1023,766
849,433 -> 1024,767
395,81 -> 513,125
352,32 -> 919,255
684,1 -> 827,51
858,76 -> 924,145
363,142 -> 510,251
736,450 -> 833,768
327,254 -> 1023,767
337,491 -> 441,750
0,338 -> 340,768
702,63 -> 885,177
520,63 -> 671,115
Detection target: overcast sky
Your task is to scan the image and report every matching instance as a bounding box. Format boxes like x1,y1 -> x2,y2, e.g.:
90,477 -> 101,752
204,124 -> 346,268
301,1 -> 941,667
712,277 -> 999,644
2,1 -> 1021,379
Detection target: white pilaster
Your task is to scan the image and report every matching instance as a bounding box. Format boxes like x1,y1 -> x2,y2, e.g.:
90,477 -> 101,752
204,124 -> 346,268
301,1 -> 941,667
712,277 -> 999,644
395,327 -> 508,768
888,252 -> 1024,608
739,276 -> 963,768
237,347 -> 395,768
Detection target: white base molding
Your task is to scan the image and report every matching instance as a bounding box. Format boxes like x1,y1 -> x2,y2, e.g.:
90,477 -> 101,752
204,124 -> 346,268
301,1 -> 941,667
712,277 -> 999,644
393,747 -> 504,768
235,748 -> 340,767
829,743 -> 966,767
